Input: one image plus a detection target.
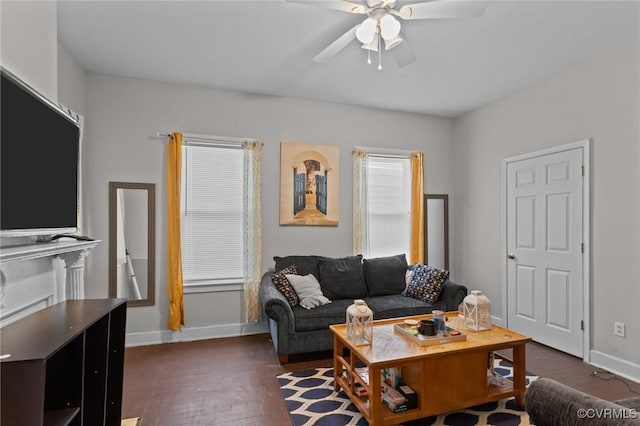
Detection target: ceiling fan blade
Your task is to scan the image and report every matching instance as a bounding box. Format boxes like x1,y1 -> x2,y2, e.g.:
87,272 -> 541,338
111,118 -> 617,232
391,35 -> 416,68
313,24 -> 359,63
398,0 -> 487,20
288,0 -> 366,14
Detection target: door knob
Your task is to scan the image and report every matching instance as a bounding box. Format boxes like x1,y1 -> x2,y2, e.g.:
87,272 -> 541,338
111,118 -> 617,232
507,253 -> 516,260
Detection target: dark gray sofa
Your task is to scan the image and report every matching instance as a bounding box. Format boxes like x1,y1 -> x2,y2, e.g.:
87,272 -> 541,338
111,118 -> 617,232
259,254 -> 468,364
526,378 -> 640,425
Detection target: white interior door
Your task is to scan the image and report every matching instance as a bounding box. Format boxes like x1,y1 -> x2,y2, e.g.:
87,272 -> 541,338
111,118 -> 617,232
506,146 -> 584,357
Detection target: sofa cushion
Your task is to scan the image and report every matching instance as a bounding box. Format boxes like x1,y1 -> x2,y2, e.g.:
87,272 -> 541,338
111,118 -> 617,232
402,264 -> 449,303
271,265 -> 300,307
274,255 -> 322,280
285,274 -> 331,310
363,254 -> 409,296
293,299 -> 354,332
318,255 -> 367,300
365,295 -> 446,319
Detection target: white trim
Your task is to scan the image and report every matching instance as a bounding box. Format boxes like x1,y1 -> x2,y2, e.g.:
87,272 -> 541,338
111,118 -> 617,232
0,239 -> 100,263
182,133 -> 256,144
0,296 -> 52,327
590,350 -> 640,383
501,139 -> 591,361
183,282 -> 243,294
124,321 -> 268,347
184,277 -> 243,286
154,132 -> 258,144
354,145 -> 414,157
582,140 -> 591,362
183,139 -> 243,149
0,227 -> 77,238
500,149 -> 509,333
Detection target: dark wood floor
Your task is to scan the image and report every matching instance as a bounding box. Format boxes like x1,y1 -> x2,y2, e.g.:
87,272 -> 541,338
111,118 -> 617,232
121,333 -> 640,425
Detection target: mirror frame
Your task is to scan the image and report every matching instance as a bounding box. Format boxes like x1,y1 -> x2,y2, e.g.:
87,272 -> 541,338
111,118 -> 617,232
109,181 -> 156,307
424,194 -> 449,270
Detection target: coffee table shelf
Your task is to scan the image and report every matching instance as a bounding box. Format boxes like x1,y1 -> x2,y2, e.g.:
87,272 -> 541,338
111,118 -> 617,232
330,312 -> 531,426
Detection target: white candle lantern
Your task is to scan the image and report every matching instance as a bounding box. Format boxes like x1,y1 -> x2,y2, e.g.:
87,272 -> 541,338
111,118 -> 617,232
463,290 -> 492,331
346,299 -> 373,345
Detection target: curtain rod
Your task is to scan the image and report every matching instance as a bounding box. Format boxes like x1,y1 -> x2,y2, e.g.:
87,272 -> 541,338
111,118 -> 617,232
354,145 -> 414,157
154,132 -> 257,143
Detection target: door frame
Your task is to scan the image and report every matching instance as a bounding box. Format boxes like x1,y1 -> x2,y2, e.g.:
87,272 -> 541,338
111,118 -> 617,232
501,139 -> 591,362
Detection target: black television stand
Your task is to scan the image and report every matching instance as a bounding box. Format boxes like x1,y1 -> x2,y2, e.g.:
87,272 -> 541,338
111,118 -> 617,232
0,299 -> 127,425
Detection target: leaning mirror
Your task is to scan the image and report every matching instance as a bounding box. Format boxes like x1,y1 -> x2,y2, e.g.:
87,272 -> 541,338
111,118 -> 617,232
424,194 -> 449,270
109,182 -> 155,307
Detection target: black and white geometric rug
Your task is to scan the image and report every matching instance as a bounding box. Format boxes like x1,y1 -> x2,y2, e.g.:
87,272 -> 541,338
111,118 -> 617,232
277,359 -> 538,426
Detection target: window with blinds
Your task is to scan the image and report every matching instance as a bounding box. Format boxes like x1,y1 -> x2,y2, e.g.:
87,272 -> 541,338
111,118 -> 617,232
180,142 -> 244,287
366,155 -> 412,258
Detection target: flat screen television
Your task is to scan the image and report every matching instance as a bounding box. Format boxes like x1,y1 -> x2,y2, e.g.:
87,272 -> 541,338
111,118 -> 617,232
1,67 -> 81,237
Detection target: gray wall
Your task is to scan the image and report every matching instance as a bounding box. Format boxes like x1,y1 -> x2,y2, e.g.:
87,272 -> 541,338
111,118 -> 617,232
57,42 -> 87,116
0,1 -> 58,101
0,1 -> 61,320
452,40 -> 640,366
82,73 -> 454,333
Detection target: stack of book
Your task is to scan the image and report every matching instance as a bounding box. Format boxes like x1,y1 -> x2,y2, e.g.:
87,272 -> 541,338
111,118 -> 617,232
343,367 -> 370,396
382,383 -> 408,413
343,366 -> 417,413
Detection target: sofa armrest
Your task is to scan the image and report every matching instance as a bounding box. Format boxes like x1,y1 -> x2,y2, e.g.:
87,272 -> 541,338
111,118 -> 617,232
259,271 -> 295,334
526,378 -> 640,426
615,397 -> 640,411
440,279 -> 468,311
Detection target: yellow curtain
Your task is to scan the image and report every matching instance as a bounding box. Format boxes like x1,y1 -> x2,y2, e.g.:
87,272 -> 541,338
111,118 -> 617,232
167,132 -> 184,331
410,152 -> 424,264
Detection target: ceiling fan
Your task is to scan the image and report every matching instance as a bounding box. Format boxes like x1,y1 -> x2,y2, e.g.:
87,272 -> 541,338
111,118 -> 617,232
290,0 -> 487,69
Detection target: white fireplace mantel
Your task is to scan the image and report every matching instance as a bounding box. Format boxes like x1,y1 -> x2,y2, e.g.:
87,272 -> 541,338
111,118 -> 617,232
0,239 -> 100,325
0,239 -> 99,264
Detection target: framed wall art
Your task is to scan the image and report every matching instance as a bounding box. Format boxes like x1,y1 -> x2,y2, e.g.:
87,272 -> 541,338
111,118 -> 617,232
280,141 -> 339,226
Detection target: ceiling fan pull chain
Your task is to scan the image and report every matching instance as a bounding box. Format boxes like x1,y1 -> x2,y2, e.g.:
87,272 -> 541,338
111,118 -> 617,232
378,33 -> 382,70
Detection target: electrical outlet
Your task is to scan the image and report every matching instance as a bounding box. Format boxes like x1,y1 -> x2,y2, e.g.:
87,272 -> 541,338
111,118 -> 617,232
614,322 -> 626,337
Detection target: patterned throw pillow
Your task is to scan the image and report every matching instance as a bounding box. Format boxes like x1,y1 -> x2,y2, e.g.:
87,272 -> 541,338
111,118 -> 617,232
272,265 -> 300,307
401,264 -> 449,304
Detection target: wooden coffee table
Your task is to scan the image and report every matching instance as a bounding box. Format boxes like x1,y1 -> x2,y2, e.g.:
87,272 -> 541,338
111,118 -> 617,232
330,312 -> 531,426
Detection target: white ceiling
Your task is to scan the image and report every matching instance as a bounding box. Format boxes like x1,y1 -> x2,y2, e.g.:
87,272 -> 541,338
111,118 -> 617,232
57,1 -> 640,118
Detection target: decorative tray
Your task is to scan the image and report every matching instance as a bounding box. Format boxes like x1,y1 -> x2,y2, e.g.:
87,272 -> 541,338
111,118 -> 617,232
393,323 -> 467,346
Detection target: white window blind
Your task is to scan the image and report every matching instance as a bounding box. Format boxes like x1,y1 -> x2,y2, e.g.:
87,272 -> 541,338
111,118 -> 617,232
181,143 -> 243,285
366,155 -> 411,258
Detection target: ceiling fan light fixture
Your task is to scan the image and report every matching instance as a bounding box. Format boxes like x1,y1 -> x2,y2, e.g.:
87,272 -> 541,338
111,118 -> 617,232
361,37 -> 379,52
379,14 -> 401,40
355,18 -> 377,44
384,35 -> 403,50
299,0 -> 488,69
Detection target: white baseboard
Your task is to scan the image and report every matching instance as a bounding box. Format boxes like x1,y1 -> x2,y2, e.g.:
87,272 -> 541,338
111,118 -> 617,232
125,321 -> 269,347
490,317 -> 639,383
589,350 -> 640,383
